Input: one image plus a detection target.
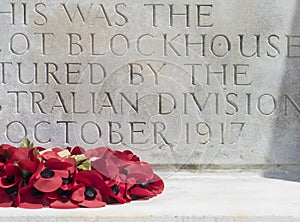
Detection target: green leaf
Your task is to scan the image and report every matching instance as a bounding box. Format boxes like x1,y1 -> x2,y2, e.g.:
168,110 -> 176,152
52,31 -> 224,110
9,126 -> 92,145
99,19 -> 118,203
4,149 -> 10,159
72,154 -> 86,163
33,147 -> 39,156
21,170 -> 32,179
20,138 -> 34,148
77,159 -> 91,171
0,148 -> 10,162
71,154 -> 91,171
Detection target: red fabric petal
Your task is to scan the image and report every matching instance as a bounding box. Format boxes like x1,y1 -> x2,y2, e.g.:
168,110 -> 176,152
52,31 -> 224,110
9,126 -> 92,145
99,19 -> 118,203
19,185 -> 49,209
77,177 -> 92,187
18,159 -> 39,173
70,146 -> 85,155
53,170 -> 69,178
107,182 -> 127,204
123,150 -> 140,162
113,151 -> 129,161
149,174 -> 164,194
78,191 -> 106,208
80,201 -> 106,208
88,171 -> 107,191
91,159 -> 106,172
127,173 -> 147,184
19,202 -> 43,209
126,163 -> 154,180
9,148 -> 30,162
34,176 -> 62,192
50,199 -> 78,209
0,189 -> 13,207
5,164 -> 21,176
109,155 -> 128,168
64,158 -> 76,173
92,159 -> 119,181
45,191 -> 58,200
1,144 -> 16,149
0,202 -> 13,207
35,146 -> 46,152
107,165 -> 122,180
77,170 -> 110,201
41,151 -> 62,160
52,148 -> 63,153
113,150 -> 140,163
1,145 -> 17,159
85,147 -> 113,159
0,177 -> 20,188
130,186 -> 154,197
45,158 -> 73,169
125,177 -> 136,185
71,185 -> 85,203
60,184 -> 73,190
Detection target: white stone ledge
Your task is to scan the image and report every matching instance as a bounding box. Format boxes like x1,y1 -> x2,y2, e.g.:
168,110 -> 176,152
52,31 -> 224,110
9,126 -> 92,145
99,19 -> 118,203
1,172 -> 300,222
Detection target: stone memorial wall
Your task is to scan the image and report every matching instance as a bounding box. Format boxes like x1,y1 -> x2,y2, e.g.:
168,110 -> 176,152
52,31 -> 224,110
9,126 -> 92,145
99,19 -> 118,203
0,0 -> 299,171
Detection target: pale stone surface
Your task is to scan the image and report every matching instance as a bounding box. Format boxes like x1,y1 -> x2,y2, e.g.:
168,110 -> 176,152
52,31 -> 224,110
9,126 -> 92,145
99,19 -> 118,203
1,172 -> 300,221
0,0 -> 299,172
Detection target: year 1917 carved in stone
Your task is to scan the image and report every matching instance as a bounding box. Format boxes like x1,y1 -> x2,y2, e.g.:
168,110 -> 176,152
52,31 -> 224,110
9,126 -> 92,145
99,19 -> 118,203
0,0 -> 299,172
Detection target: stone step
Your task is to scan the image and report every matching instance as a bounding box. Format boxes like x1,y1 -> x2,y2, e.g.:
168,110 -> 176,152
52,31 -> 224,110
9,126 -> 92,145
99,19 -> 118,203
1,172 -> 300,222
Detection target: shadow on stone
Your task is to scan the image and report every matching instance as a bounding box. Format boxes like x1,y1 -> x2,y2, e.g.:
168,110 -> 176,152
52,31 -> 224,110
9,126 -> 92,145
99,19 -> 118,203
264,1 -> 300,181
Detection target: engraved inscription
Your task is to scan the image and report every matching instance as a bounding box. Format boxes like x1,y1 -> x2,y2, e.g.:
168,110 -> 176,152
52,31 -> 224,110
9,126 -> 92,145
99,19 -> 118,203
0,0 -> 298,167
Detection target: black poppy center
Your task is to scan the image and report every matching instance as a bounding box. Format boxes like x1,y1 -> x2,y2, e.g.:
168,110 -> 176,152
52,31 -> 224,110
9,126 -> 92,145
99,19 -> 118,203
120,168 -> 130,175
40,169 -> 55,178
22,178 -> 29,187
107,196 -> 118,204
6,176 -> 15,183
130,194 -> 141,200
84,187 -> 97,199
57,188 -> 73,198
31,187 -> 44,197
111,184 -> 119,195
62,177 -> 72,185
5,185 -> 18,196
140,182 -> 148,188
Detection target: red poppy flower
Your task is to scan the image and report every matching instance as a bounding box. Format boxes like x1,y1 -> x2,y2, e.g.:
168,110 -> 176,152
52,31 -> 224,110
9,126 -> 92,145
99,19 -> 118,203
0,186 -> 19,207
87,147 -> 119,180
19,180 -> 50,209
0,164 -> 22,188
43,168 -> 78,209
88,148 -> 142,181
71,170 -> 109,208
106,161 -> 163,202
88,148 -> 160,203
0,147 -> 43,208
68,146 -> 85,155
128,173 -> 164,199
25,151 -> 78,208
31,156 -> 75,193
87,149 -> 130,203
85,147 -> 113,159
0,141 -> 164,209
0,145 -> 17,163
106,180 -> 133,204
0,160 -> 41,208
0,178 -> 21,207
47,188 -> 78,209
19,159 -> 76,209
113,150 -> 140,163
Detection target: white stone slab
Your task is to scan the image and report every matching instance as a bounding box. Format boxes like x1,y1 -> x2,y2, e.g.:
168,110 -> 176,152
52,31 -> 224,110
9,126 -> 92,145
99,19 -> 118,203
0,0 -> 299,172
1,172 -> 300,221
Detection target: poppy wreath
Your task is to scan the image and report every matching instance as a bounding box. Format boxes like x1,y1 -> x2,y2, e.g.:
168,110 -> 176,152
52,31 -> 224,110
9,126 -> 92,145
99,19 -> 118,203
0,138 -> 164,208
